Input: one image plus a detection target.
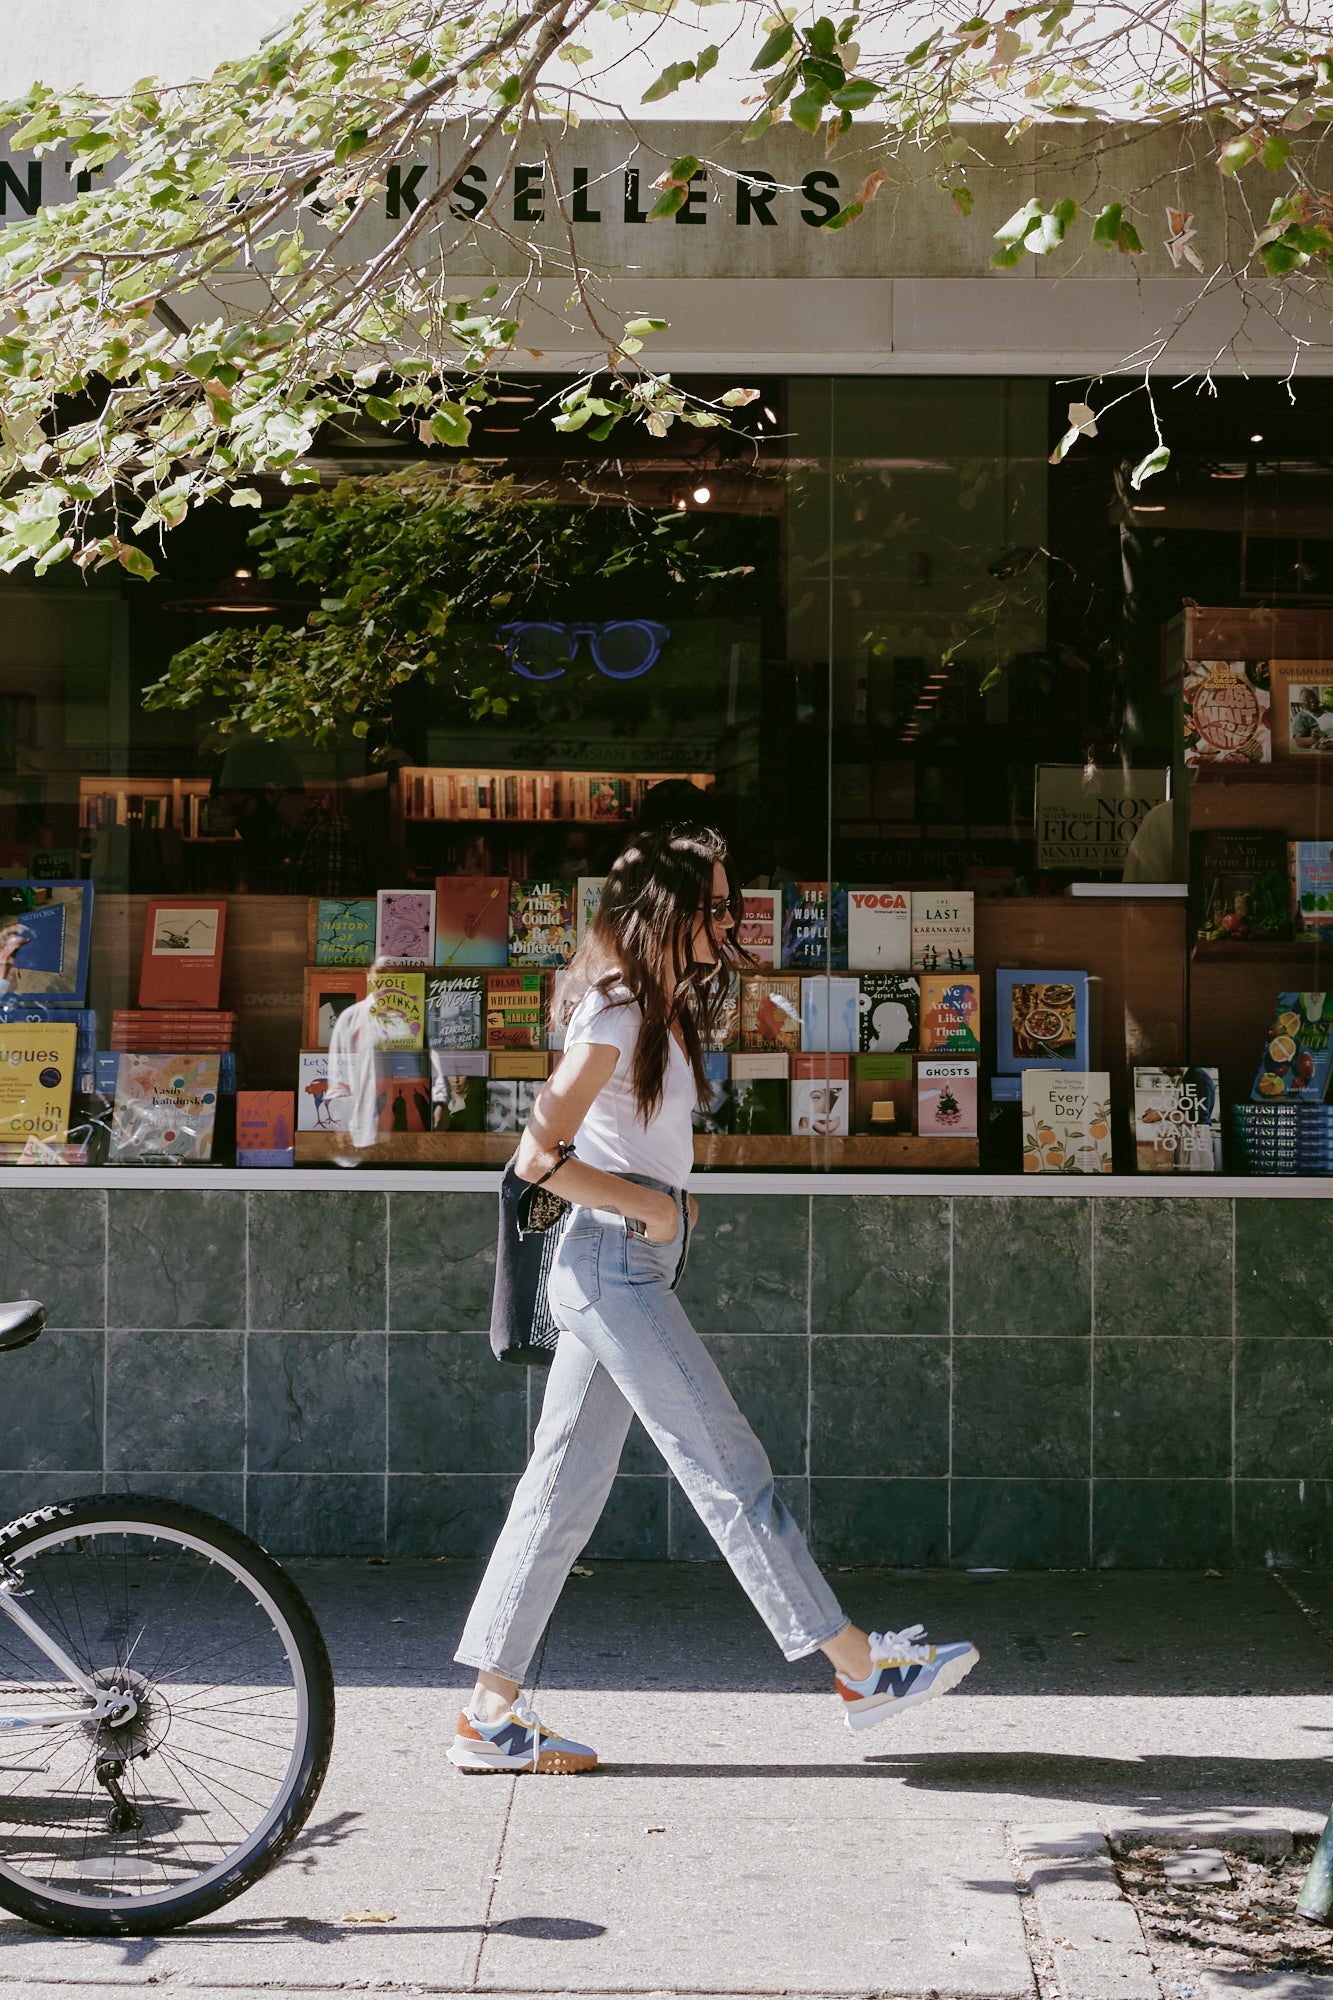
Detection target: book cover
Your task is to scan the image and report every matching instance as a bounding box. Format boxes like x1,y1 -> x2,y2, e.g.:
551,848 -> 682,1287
429,1049 -> 488,1130
910,891 -> 975,973
375,889 -> 435,967
1269,662 -> 1333,760
1132,1066 -> 1221,1173
434,876 -> 509,967
139,900 -> 227,1009
919,974 -> 982,1055
918,1059 -> 979,1138
236,1090 -> 295,1167
1252,992 -> 1333,1103
0,882 -> 94,1001
303,968 -> 367,1051
297,1051 -> 359,1135
1182,658 -> 1271,766
995,970 -> 1092,1072
424,972 -> 485,1050
108,1054 -> 221,1163
1190,830 -> 1291,943
1021,1071 -> 1113,1173
486,1077 -> 542,1133
376,1052 -> 432,1135
847,889 -> 911,972
800,975 -> 860,1054
730,1077 -> 788,1135
701,969 -> 741,1054
858,975 -> 919,1053
780,882 -> 848,970
490,1049 -> 550,1081
693,1051 -> 733,1135
509,880 -> 576,969
1289,843 -> 1333,940
365,969 -> 425,1049
738,890 -> 781,969
791,1069 -> 852,1136
740,974 -> 803,1053
853,1052 -> 914,1136
486,971 -> 547,1050
576,875 -> 608,948
0,1021 -> 76,1146
731,1051 -> 790,1079
311,898 -> 375,966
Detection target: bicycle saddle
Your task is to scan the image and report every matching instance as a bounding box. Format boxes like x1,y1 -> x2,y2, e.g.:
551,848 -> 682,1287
0,1301 -> 44,1350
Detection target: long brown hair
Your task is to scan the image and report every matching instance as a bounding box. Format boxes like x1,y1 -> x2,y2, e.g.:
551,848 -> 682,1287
557,823 -> 748,1119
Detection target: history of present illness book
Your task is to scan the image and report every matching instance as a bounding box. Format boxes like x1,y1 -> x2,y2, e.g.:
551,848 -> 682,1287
0,882 -> 94,1003
434,876 -> 509,967
910,891 -> 974,973
310,898 -> 376,966
1021,1071 -> 1113,1174
1132,1066 -> 1221,1173
509,880 -> 576,969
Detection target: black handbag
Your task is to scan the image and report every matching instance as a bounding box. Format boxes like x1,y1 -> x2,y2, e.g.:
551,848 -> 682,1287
489,1146 -> 576,1367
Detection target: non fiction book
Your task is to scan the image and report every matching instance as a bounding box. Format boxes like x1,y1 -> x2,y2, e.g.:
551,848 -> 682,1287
375,888 -> 435,967
424,972 -> 485,1050
910,891 -> 974,973
1252,992 -> 1333,1103
1269,662 -> 1333,760
364,969 -> 425,1049
376,1052 -> 432,1135
429,1050 -> 488,1131
486,971 -> 547,1051
1189,831 -> 1291,943
791,1054 -> 852,1137
1021,1071 -> 1113,1174
108,1054 -> 222,1164
1289,843 -> 1333,940
918,1059 -> 978,1139
310,898 -> 375,966
693,1051 -> 733,1135
857,975 -> 919,1054
139,900 -> 227,1009
434,876 -> 509,967
303,968 -> 367,1051
853,1052 -> 914,1136
236,1090 -> 296,1168
509,880 -> 576,968
740,974 -> 803,1053
297,1051 -> 359,1136
1182,658 -> 1271,766
0,882 -> 94,1002
800,975 -> 860,1054
0,1021 -> 77,1146
576,876 -> 608,949
738,891 -> 781,969
1132,1066 -> 1221,1173
780,882 -> 848,970
919,973 -> 982,1055
995,970 -> 1094,1072
847,889 -> 911,971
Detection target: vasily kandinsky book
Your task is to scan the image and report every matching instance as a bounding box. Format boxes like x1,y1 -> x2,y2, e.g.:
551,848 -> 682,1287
108,1054 -> 222,1164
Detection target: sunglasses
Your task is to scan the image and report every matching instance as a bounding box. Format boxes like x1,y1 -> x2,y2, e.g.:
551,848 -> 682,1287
698,896 -> 732,924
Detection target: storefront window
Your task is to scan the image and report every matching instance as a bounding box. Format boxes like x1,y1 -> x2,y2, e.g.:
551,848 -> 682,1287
0,374 -> 1328,1175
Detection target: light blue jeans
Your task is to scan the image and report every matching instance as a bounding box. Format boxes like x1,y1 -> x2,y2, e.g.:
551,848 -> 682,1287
455,1178 -> 849,1682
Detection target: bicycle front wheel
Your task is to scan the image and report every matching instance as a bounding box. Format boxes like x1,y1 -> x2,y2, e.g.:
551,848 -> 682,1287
0,1494 -> 334,1935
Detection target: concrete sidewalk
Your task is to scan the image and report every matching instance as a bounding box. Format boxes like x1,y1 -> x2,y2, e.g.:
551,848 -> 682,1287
2,1562 -> 1333,1998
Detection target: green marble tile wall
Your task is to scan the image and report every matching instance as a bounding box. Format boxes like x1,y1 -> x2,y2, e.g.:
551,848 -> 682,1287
0,1185 -> 1328,1568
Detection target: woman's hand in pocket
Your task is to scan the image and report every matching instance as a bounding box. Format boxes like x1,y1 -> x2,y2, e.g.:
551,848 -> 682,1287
642,1191 -> 682,1244
687,1195 -> 699,1231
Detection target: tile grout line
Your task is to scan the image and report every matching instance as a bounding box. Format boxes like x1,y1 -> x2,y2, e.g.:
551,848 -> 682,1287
1230,1195 -> 1238,1562
100,1187 -> 109,1493
805,1193 -> 813,1537
946,1194 -> 955,1563
242,1191 -> 250,1533
1088,1198 -> 1096,1567
383,1192 -> 391,1557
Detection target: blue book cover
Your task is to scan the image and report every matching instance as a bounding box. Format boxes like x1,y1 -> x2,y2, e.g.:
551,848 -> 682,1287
995,969 -> 1092,1073
800,976 -> 860,1053
780,883 -> 848,970
1289,843 -> 1333,939
0,882 -> 93,1002
1251,993 -> 1333,1104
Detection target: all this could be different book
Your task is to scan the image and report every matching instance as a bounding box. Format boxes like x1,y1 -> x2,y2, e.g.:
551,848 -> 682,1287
1021,1071 -> 1113,1174
508,880 -> 576,969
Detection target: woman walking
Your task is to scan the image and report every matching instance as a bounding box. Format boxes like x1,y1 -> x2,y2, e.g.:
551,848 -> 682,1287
449,824 -> 978,1774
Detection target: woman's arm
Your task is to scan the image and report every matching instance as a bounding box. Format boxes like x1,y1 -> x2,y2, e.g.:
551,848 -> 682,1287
514,1041 -> 680,1241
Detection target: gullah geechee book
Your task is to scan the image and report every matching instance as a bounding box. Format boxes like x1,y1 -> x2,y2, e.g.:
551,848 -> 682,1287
1021,1071 -> 1113,1174
434,876 -> 509,967
1132,1066 -> 1221,1173
108,1054 -> 221,1164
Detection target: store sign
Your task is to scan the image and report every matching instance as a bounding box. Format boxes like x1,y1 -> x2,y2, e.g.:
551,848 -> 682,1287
1034,765 -> 1170,871
497,620 -> 669,682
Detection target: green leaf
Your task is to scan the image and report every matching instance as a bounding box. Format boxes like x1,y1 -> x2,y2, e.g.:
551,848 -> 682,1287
118,543 -> 157,580
669,154 -> 700,181
363,394 -> 400,422
951,186 -> 974,216
696,43 -> 719,77
809,16 -> 837,56
648,185 -> 687,219
1092,201 -> 1124,246
821,199 -> 864,230
624,316 -> 669,336
428,403 -> 471,447
788,85 -> 827,132
1262,132 -> 1291,172
994,197 -> 1042,245
751,23 -> 795,69
642,59 -> 695,102
831,76 -> 879,108
229,487 -> 263,507
1219,132 -> 1259,174
1130,445 -> 1170,490
990,241 -> 1025,267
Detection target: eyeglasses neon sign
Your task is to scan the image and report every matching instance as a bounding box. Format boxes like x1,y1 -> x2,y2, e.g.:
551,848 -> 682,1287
497,619 -> 670,682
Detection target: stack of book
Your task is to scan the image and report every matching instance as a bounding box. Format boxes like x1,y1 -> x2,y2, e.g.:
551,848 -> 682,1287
112,1010 -> 236,1051
1231,1103 -> 1333,1175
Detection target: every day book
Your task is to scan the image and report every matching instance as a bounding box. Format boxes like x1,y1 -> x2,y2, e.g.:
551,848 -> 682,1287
429,1049 -> 488,1131
509,880 -> 576,969
139,900 -> 227,1009
236,1090 -> 295,1168
486,971 -> 547,1051
918,1060 -> 978,1138
0,882 -> 94,1002
0,1021 -> 77,1146
800,975 -> 860,1055
1189,831 -> 1291,943
847,889 -> 911,972
737,890 -> 781,969
1022,1071 -> 1113,1173
995,970 -> 1094,1072
425,972 -> 484,1050
365,969 -> 425,1049
919,974 -> 982,1056
108,1054 -> 221,1164
1252,992 -> 1333,1103
910,891 -> 974,973
740,974 -> 803,1053
303,968 -> 367,1051
1289,843 -> 1333,940
853,1052 -> 914,1136
375,889 -> 435,967
1132,1066 -> 1221,1173
1182,658 -> 1271,766
780,882 -> 848,970
857,975 -> 919,1054
310,898 -> 376,967
434,876 -> 509,967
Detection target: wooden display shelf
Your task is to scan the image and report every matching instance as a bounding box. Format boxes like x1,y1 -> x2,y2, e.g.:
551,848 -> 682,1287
1192,763 -> 1333,786
295,1131 -> 519,1165
293,1131 -> 979,1171
1193,938 -> 1329,961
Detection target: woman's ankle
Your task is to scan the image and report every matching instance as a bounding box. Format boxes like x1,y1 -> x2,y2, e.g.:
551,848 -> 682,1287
820,1623 -> 873,1683
471,1670 -> 520,1721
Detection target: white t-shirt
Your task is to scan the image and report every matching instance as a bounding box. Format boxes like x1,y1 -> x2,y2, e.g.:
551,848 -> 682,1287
561,984 -> 695,1189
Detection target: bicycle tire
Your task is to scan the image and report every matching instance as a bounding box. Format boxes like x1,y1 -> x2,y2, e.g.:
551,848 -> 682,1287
0,1493 -> 335,1935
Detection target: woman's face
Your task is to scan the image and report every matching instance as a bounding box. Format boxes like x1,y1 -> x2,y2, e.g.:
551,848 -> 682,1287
689,861 -> 734,968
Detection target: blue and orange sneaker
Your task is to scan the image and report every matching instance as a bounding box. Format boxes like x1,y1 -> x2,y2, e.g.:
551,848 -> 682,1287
836,1624 -> 979,1732
447,1697 -> 598,1775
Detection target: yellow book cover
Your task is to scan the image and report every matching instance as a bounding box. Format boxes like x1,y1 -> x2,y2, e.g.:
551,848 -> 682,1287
0,1023 -> 76,1145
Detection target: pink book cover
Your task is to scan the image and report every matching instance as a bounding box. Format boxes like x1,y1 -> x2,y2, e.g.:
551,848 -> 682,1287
236,1090 -> 295,1166
375,889 -> 436,967
434,876 -> 509,966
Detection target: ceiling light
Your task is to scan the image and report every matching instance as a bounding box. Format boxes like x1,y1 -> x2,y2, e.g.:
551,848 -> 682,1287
161,567 -> 306,616
762,406 -> 776,424
1133,503 -> 1167,513
494,394 -> 536,404
674,498 -> 687,511
692,485 -> 712,505
1250,432 -> 1264,443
